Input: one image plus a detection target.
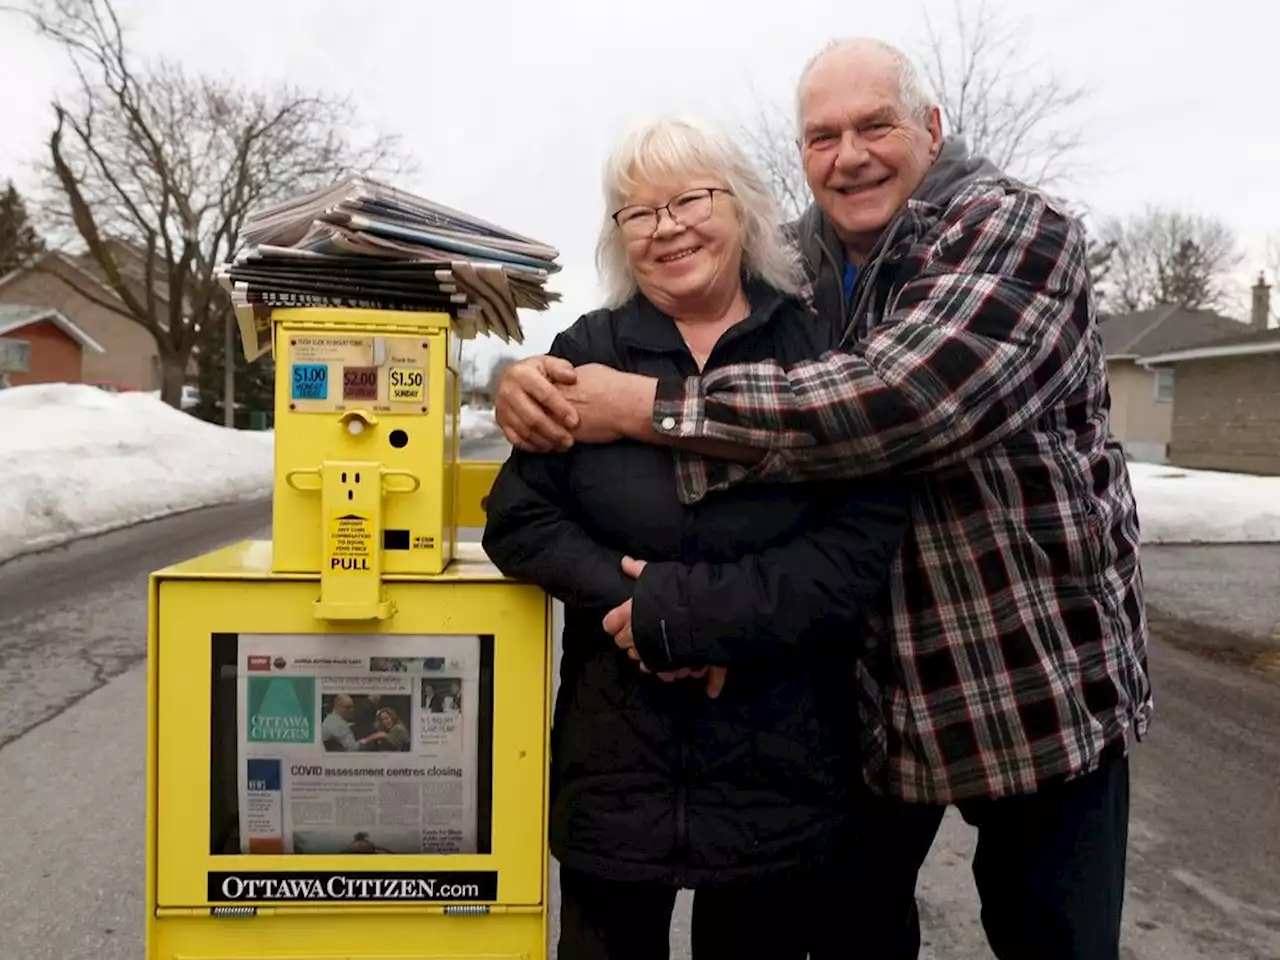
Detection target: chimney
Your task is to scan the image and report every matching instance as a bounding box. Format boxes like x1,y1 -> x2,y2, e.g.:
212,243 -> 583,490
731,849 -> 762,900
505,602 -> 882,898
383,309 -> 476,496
1251,272 -> 1271,331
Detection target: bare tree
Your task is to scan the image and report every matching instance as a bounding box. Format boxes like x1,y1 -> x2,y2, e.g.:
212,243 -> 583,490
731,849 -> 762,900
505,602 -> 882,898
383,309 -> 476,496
1097,206 -> 1243,314
919,0 -> 1088,190
738,92 -> 810,223
5,0 -> 409,409
740,0 -> 1089,222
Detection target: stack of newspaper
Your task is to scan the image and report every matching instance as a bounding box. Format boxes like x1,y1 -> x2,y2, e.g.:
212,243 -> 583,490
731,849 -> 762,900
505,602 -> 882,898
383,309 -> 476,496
218,175 -> 560,359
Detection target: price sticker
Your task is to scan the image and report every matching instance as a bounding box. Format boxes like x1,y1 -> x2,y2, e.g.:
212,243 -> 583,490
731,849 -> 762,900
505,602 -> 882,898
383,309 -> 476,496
291,363 -> 328,401
389,367 -> 425,403
343,366 -> 378,401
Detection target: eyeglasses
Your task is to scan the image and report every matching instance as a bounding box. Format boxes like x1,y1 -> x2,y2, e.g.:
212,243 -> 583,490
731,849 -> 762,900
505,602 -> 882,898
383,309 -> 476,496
611,187 -> 732,239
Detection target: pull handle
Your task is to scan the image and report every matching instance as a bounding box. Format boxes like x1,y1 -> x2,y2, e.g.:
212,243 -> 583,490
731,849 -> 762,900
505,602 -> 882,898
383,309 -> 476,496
285,468 -> 323,491
382,469 -> 421,495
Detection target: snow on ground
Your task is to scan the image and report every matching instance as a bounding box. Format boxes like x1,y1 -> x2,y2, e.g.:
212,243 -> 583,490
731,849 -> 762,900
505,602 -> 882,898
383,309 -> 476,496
1127,461 -> 1280,544
1,384 -> 1277,564
459,404 -> 501,441
0,383 -> 274,565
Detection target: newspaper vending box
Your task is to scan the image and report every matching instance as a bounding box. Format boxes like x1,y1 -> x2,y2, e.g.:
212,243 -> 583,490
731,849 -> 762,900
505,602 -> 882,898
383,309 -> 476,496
145,307 -> 554,959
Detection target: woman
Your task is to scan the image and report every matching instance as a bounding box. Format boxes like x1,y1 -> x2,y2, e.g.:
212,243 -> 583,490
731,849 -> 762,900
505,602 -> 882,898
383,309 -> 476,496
372,707 -> 409,751
481,115 -> 909,960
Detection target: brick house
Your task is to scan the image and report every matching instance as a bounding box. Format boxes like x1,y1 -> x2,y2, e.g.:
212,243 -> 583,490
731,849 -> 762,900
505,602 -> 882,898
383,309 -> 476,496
0,247 -> 173,391
0,304 -> 105,387
1099,305 -> 1249,462
1138,276 -> 1280,475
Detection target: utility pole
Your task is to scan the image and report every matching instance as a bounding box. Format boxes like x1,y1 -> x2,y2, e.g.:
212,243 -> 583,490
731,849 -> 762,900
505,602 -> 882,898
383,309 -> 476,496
223,310 -> 235,427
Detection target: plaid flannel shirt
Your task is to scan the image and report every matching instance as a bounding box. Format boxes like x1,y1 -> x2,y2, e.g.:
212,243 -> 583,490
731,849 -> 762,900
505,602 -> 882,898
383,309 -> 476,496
651,175 -> 1153,805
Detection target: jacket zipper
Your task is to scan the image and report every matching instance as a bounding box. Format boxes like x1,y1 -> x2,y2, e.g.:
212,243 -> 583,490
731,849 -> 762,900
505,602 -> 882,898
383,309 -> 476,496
670,348 -> 700,884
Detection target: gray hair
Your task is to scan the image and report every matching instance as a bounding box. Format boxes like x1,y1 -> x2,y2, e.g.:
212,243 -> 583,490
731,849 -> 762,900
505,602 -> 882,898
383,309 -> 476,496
594,114 -> 805,309
794,38 -> 935,139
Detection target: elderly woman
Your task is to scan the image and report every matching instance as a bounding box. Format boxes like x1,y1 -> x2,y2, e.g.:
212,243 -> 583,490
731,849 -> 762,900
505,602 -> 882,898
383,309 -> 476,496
481,115 -> 908,960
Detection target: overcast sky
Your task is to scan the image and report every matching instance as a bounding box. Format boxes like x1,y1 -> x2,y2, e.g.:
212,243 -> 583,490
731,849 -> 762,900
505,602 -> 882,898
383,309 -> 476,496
1,0 -> 1274,373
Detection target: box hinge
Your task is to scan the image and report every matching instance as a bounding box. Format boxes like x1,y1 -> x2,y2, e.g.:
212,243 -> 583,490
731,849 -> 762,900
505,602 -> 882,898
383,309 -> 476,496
443,904 -> 492,916
211,905 -> 259,918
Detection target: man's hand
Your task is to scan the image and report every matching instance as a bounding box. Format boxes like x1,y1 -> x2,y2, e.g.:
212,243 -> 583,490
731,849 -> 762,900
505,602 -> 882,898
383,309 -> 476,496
495,355 -> 580,452
494,357 -> 661,452
561,364 -> 659,445
603,556 -> 727,698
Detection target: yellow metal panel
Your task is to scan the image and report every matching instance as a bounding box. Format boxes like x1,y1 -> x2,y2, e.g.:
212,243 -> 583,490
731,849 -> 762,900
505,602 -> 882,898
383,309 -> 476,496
149,910 -> 543,959
150,305 -> 554,958
155,576 -> 551,909
154,541 -> 511,584
147,571 -> 162,956
456,461 -> 503,530
271,313 -> 460,578
312,460 -> 394,620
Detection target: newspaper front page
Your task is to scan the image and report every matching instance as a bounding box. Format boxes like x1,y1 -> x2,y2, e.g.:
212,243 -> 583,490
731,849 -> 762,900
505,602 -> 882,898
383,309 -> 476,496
235,633 -> 482,855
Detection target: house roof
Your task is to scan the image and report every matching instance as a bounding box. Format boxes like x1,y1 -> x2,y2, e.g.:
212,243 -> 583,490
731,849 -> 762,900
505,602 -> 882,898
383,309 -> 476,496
0,247 -> 172,328
1139,324 -> 1280,365
1099,305 -> 1252,359
0,250 -> 126,306
0,304 -> 107,353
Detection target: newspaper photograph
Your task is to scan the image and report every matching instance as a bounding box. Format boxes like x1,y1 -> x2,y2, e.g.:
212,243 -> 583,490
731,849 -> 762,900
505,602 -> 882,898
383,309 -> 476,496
235,633 -> 482,855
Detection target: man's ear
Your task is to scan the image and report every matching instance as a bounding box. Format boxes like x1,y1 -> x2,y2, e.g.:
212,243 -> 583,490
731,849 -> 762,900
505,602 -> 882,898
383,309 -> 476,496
924,106 -> 943,157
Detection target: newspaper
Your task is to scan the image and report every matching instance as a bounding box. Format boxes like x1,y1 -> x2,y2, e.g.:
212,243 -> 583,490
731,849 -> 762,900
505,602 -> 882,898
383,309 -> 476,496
218,173 -> 562,359
235,633 -> 482,856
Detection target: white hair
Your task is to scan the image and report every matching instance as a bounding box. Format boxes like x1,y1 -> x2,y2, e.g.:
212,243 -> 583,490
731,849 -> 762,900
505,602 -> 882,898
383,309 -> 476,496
594,114 -> 805,309
793,37 -> 935,139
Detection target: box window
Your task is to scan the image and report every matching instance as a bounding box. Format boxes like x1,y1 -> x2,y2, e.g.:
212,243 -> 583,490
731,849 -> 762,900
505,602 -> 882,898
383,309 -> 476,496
209,632 -> 495,857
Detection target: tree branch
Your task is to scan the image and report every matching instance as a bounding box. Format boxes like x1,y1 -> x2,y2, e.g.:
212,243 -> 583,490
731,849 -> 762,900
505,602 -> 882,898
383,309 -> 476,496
7,0 -> 412,406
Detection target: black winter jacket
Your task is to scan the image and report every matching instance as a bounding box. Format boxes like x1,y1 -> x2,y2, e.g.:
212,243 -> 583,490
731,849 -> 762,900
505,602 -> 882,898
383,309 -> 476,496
481,280 -> 910,887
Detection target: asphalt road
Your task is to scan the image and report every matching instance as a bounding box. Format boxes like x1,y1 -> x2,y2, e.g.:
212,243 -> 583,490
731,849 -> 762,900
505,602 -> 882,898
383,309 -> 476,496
1,473 -> 1277,959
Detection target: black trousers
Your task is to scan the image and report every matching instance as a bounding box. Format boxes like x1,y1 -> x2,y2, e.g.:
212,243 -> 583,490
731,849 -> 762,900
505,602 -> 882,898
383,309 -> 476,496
837,747 -> 1131,960
558,864 -> 830,960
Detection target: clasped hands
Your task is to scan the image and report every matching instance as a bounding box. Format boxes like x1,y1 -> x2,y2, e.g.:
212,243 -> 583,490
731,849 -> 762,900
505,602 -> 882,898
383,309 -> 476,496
495,354 -> 657,453
602,556 -> 727,699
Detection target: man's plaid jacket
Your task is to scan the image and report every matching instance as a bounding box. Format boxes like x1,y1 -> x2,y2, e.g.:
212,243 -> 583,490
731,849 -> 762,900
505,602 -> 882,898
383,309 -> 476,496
650,138 -> 1153,804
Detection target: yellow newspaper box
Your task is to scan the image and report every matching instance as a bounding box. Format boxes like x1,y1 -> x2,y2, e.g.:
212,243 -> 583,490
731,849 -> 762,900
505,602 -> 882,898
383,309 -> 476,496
145,308 -> 553,959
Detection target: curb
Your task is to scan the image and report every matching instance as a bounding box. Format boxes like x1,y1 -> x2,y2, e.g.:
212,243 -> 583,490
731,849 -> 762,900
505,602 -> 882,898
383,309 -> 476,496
1146,604 -> 1280,682
0,496 -> 273,572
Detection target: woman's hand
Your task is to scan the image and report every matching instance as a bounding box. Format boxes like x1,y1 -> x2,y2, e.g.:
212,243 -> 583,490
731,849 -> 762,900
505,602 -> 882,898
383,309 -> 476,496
603,556 -> 727,698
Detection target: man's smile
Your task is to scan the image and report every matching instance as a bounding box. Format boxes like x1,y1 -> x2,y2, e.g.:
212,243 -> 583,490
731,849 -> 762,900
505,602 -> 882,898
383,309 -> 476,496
831,175 -> 891,196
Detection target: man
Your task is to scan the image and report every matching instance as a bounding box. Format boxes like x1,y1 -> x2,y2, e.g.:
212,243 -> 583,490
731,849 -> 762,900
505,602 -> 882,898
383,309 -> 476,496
320,694 -> 389,752
494,37 -> 1151,960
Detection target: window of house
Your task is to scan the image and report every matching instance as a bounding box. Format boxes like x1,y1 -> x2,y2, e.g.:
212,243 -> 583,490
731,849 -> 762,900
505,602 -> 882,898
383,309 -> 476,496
1153,368 -> 1175,403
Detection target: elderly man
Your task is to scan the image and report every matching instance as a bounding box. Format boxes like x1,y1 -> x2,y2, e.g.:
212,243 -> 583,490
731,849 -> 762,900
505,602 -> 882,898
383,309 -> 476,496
495,37 -> 1151,960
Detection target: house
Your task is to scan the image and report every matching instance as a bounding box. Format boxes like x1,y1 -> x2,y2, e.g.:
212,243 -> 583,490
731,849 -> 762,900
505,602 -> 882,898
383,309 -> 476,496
1099,304 -> 1249,463
1138,276 -> 1280,476
0,247 -> 168,391
0,304 -> 106,387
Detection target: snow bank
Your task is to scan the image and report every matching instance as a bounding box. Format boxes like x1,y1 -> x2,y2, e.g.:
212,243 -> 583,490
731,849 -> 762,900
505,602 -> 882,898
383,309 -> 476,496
459,404 -> 500,441
0,383 -> 273,565
1127,461 -> 1280,544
